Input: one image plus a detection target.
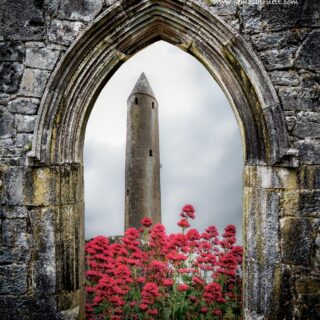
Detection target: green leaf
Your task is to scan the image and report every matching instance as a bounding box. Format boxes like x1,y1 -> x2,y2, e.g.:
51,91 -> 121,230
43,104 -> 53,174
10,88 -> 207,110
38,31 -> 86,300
223,307 -> 236,320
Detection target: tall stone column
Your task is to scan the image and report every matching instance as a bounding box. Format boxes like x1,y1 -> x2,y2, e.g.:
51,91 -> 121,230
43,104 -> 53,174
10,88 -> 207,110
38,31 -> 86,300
125,73 -> 161,230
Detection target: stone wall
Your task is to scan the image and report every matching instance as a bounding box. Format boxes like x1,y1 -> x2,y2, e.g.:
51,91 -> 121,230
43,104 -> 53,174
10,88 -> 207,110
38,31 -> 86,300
0,0 -> 319,319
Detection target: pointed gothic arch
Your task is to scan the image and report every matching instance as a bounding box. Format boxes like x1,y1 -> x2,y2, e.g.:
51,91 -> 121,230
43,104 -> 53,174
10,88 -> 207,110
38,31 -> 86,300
29,0 -> 291,167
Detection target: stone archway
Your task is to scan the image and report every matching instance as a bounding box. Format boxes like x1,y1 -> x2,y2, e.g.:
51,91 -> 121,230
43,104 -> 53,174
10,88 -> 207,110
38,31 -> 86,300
27,2 -> 296,319
3,1 -> 319,320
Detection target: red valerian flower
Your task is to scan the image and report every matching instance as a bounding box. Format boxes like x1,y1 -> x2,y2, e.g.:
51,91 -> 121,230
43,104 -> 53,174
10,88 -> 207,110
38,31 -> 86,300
177,284 -> 189,292
223,224 -> 236,237
162,278 -> 174,286
141,217 -> 153,227
181,204 -> 195,219
203,282 -> 222,303
177,218 -> 190,228
84,203 -> 243,319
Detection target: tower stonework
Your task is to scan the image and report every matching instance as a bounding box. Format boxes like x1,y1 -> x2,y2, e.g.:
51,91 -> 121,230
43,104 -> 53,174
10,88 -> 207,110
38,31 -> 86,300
125,73 -> 161,230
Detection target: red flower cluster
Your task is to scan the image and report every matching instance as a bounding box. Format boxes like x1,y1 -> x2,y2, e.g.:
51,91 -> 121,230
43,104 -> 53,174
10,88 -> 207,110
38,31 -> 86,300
85,205 -> 243,319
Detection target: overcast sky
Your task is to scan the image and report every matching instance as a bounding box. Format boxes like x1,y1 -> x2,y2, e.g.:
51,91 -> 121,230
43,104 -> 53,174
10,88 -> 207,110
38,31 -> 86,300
84,41 -> 243,243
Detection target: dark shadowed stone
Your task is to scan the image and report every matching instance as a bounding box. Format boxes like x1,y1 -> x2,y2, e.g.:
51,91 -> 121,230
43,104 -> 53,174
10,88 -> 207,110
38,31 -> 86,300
251,29 -> 308,51
297,293 -> 320,319
0,42 -> 25,62
299,191 -> 320,217
0,264 -> 28,294
57,0 -> 103,22
0,0 -> 45,40
15,114 -> 37,133
301,0 -> 320,27
240,3 -> 301,34
0,296 -> 57,320
25,48 -> 60,70
0,62 -> 24,93
295,30 -> 320,70
0,107 -> 14,138
278,87 -> 320,111
277,265 -> 294,320
300,71 -> 320,89
281,217 -> 313,265
292,112 -> 320,138
48,20 -> 86,46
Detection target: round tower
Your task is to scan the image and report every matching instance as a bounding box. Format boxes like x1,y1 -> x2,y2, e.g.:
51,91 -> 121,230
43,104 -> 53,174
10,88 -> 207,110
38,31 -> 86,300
125,73 -> 161,230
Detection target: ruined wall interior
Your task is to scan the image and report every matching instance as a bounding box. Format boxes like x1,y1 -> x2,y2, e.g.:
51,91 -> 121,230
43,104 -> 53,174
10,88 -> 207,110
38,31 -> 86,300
0,0 -> 319,319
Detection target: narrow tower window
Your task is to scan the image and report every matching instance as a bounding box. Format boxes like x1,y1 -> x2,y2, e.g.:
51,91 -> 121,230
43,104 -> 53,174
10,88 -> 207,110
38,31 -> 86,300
149,150 -> 153,157
152,102 -> 155,109
126,189 -> 129,196
135,97 -> 138,105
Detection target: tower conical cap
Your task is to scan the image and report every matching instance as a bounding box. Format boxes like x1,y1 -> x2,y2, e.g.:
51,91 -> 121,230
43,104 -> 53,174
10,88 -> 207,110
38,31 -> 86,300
130,72 -> 156,98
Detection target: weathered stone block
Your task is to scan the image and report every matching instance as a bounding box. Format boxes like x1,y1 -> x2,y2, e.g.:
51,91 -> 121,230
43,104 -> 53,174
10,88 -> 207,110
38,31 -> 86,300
278,87 -> 320,111
25,47 -> 60,70
60,164 -> 83,205
8,97 -> 40,115
57,0 -> 103,22
0,206 -> 28,219
0,42 -> 25,62
295,30 -> 320,70
0,265 -> 28,294
292,111 -> 320,139
25,167 -> 60,206
15,114 -> 37,133
0,245 -> 31,264
0,62 -> 24,93
49,20 -> 86,46
0,166 -> 26,205
2,218 -> 28,247
55,204 -> 83,293
244,165 -> 297,189
270,71 -> 299,86
0,107 -> 14,138
19,68 -> 50,97
0,166 -> 60,206
31,207 -> 57,294
209,3 -> 237,16
295,139 -> 320,165
281,217 -> 313,265
259,47 -> 297,71
243,187 -> 281,264
16,133 -> 33,149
